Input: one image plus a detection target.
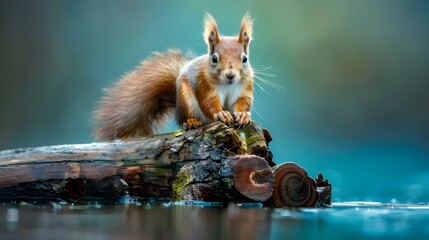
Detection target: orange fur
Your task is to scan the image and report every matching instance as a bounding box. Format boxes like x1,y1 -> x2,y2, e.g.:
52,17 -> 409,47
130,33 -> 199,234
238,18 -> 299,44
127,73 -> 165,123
203,13 -> 221,53
93,13 -> 254,140
93,50 -> 186,140
234,94 -> 252,113
238,12 -> 253,53
176,75 -> 193,123
195,68 -> 223,120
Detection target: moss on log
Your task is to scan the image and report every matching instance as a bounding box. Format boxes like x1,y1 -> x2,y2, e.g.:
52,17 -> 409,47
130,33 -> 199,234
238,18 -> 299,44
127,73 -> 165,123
0,121 -> 331,207
0,122 -> 274,203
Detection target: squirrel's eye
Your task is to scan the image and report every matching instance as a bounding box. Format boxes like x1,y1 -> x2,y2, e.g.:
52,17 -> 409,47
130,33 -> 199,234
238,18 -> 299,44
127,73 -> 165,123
242,55 -> 248,63
212,54 -> 218,64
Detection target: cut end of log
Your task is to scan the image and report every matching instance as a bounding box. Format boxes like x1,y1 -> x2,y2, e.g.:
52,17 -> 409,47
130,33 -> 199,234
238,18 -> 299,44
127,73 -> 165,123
232,155 -> 274,201
0,121 -> 331,207
272,162 -> 317,207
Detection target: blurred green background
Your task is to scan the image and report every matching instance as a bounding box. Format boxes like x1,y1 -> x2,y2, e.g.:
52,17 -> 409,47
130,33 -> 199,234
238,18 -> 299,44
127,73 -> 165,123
0,0 -> 428,202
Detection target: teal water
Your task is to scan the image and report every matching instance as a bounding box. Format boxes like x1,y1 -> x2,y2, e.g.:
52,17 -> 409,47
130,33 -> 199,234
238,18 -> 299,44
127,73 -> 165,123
0,2 -> 428,239
1,202 -> 428,240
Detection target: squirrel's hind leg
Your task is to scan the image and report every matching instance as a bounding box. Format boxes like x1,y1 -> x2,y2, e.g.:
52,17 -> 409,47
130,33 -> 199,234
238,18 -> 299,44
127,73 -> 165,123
176,76 -> 205,130
182,118 -> 203,130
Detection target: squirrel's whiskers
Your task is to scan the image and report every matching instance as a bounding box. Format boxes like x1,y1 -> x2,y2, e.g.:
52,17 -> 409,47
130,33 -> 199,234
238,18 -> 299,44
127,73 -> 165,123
253,65 -> 284,94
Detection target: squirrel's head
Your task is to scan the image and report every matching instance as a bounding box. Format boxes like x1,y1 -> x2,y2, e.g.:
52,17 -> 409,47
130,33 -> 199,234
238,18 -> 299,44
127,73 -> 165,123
203,13 -> 253,85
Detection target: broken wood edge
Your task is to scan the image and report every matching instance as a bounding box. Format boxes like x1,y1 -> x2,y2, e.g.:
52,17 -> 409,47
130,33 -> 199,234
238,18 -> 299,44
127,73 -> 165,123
235,124 -> 275,166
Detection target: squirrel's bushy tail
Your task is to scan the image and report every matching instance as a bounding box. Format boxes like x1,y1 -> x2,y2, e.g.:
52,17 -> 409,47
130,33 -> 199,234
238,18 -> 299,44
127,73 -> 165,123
93,50 -> 187,140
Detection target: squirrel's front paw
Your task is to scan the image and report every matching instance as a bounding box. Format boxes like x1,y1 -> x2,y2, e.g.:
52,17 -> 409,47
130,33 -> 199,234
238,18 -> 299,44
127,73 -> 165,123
233,111 -> 251,128
182,118 -> 203,130
213,111 -> 234,126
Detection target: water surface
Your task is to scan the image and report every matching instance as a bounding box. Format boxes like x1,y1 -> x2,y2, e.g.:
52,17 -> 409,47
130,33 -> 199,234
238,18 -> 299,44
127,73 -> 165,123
1,201 -> 428,240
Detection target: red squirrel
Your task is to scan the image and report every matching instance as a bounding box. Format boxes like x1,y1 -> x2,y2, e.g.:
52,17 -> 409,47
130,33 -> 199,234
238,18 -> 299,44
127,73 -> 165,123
93,13 -> 254,140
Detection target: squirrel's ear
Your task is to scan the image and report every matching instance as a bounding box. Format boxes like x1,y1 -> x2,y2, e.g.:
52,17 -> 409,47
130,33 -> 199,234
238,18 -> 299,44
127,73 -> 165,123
203,13 -> 220,53
238,12 -> 253,54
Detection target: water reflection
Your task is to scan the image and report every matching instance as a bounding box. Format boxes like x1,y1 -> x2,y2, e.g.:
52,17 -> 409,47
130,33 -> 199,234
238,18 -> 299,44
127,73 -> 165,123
1,202 -> 429,240
0,203 -> 272,240
5,208 -> 19,231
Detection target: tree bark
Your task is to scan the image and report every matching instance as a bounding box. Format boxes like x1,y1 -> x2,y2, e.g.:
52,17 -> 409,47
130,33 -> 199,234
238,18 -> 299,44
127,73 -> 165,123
0,122 -> 274,203
0,121 -> 332,207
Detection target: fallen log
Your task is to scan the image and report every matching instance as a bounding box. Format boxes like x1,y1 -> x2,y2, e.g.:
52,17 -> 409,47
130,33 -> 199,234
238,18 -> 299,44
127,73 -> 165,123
0,121 -> 331,207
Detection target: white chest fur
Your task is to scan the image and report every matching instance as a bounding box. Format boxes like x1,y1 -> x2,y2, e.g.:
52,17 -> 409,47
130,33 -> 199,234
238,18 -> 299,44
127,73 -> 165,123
216,83 -> 244,112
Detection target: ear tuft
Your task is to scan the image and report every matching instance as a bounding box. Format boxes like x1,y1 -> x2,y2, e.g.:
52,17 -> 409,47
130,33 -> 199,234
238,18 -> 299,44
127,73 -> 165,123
238,12 -> 253,53
203,13 -> 220,53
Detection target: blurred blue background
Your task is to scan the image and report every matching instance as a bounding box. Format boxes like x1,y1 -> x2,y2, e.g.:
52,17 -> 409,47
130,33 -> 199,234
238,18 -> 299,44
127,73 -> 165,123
0,0 -> 428,202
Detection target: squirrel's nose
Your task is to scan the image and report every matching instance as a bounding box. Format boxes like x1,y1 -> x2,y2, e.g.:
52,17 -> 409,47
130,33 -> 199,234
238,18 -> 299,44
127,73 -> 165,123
226,72 -> 236,80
